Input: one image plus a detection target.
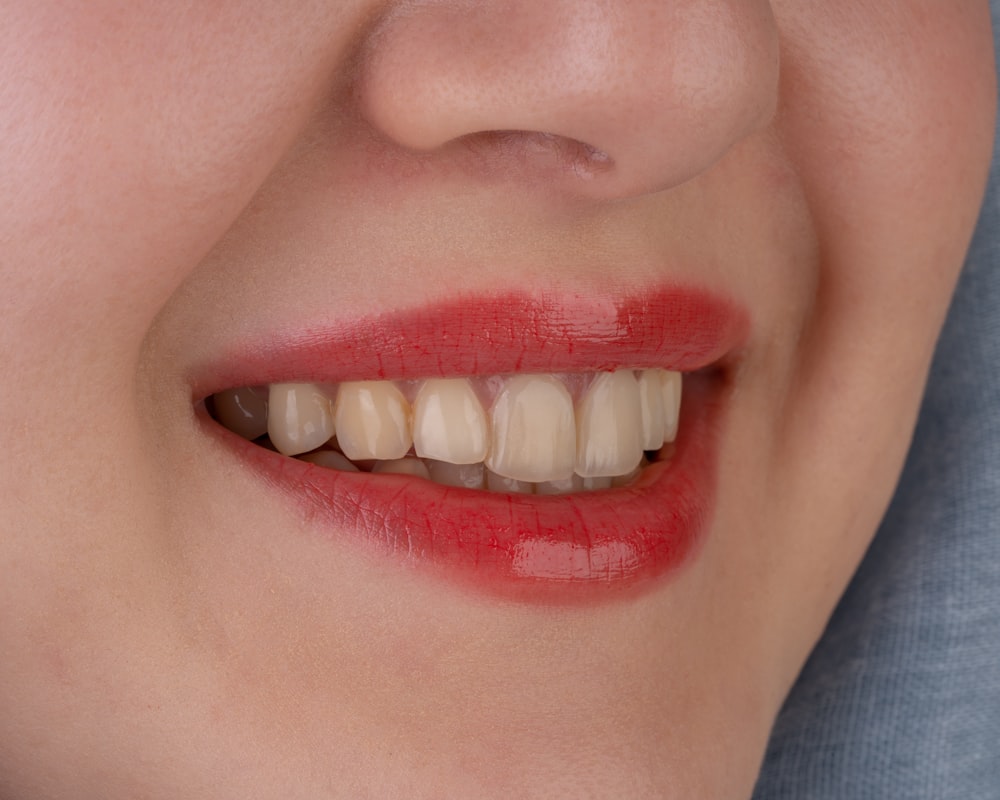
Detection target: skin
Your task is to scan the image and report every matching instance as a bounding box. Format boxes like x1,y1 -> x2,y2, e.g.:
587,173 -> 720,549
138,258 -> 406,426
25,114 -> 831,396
0,1 -> 994,797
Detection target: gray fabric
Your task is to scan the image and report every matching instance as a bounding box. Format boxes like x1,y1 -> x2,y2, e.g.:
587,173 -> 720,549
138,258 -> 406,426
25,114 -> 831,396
752,7 -> 1000,798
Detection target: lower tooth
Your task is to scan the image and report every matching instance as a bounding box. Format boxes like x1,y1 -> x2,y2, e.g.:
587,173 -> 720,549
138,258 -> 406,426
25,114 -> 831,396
299,450 -> 359,472
536,474 -> 615,495
427,460 -> 486,489
611,467 -> 642,488
371,457 -> 431,479
485,468 -> 535,494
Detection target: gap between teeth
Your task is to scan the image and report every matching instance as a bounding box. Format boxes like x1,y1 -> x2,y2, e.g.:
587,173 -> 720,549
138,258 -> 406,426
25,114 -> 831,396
211,368 -> 682,494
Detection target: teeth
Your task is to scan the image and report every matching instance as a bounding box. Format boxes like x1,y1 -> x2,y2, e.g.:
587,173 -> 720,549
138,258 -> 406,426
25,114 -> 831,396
485,468 -> 535,494
267,383 -> 335,456
575,370 -> 644,478
535,474 -> 613,495
413,379 -> 489,464
334,381 -> 412,461
485,375 -> 576,483
638,370 -> 666,450
611,463 -> 644,488
535,475 -> 581,495
213,386 -> 269,440
214,368 -> 687,493
661,370 -> 682,443
299,450 -> 359,471
427,460 -> 486,489
371,457 -> 432,479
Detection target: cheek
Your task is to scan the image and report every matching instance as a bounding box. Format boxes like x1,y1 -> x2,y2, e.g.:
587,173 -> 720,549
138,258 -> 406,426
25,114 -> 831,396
782,0 -> 996,282
0,1 -> 361,356
775,1 -> 995,355
747,2 -> 995,653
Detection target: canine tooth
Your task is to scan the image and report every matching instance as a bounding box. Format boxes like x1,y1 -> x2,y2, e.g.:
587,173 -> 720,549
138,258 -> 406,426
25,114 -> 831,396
335,381 -> 412,461
427,460 -> 486,489
575,370 -> 643,478
213,387 -> 269,440
662,370 -> 682,443
486,468 -> 535,494
486,375 -> 576,483
299,450 -> 359,471
267,383 -> 335,456
371,457 -> 431,479
413,379 -> 489,464
638,370 -> 666,449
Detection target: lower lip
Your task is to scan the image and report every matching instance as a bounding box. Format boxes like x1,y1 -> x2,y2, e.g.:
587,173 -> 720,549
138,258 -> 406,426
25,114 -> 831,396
197,287 -> 745,603
214,370 -> 724,603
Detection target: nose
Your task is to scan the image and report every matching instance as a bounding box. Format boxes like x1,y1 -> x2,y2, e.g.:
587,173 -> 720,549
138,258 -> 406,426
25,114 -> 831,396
356,0 -> 779,199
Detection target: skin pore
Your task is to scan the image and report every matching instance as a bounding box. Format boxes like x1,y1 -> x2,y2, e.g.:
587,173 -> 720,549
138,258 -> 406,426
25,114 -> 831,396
0,2 -> 995,798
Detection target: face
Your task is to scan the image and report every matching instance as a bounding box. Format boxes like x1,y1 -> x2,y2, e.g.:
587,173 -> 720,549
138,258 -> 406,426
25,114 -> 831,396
0,2 -> 994,797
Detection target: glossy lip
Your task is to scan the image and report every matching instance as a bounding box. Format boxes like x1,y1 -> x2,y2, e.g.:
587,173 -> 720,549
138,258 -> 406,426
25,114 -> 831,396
194,288 -> 749,603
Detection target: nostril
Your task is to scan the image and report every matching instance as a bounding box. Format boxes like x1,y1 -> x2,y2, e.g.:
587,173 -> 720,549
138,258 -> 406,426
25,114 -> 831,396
459,130 -> 614,180
355,0 -> 780,198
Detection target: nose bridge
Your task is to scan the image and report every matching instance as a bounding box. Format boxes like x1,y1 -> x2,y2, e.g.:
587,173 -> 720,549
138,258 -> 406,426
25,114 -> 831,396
356,0 -> 779,198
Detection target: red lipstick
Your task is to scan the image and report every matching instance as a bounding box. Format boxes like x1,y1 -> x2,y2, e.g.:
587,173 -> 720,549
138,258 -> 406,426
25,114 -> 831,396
195,288 -> 748,602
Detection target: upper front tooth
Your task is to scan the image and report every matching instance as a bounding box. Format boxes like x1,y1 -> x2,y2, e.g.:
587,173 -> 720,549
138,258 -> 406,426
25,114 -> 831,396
267,383 -> 335,456
661,370 -> 682,443
638,370 -> 667,450
213,386 -> 269,440
485,375 -> 576,483
575,370 -> 644,478
412,378 -> 489,464
335,381 -> 412,460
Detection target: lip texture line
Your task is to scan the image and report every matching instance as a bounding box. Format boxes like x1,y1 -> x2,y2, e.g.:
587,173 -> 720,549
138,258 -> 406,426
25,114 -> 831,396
198,288 -> 748,601
192,288 -> 748,396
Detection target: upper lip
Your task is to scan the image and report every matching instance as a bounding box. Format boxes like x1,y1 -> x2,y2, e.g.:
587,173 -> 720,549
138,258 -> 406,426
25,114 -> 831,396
189,287 -> 749,399
194,285 -> 749,602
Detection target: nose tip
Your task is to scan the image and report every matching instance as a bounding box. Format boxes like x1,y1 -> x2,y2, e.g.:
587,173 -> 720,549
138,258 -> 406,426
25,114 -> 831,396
356,0 -> 780,199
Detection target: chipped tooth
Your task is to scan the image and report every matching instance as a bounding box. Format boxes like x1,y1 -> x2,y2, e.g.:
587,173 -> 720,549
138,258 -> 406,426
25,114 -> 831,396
486,468 -> 535,494
426,460 -> 486,490
575,370 -> 644,478
371,457 -> 431,479
335,381 -> 412,461
267,383 -> 335,456
638,370 -> 666,450
485,375 -> 576,483
299,450 -> 359,472
213,386 -> 269,440
413,378 -> 489,464
661,370 -> 682,443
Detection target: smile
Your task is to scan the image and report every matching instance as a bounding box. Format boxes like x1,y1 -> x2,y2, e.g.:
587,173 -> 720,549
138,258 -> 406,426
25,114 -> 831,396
211,367 -> 682,493
194,288 -> 748,601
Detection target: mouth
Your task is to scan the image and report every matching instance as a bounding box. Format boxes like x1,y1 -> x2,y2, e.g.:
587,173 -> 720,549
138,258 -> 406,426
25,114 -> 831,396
193,288 -> 748,602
